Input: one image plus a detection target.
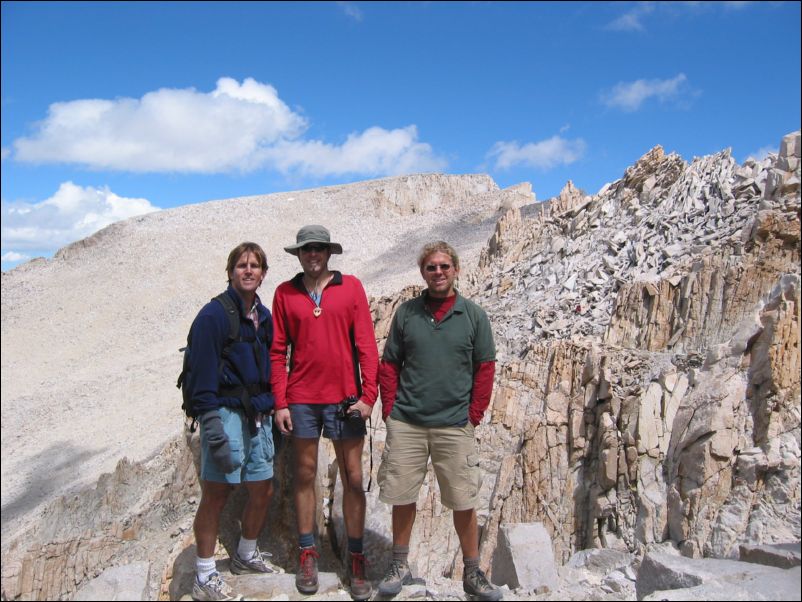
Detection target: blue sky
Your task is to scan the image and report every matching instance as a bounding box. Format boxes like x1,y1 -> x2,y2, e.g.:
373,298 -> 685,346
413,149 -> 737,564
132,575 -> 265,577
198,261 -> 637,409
2,1 -> 800,271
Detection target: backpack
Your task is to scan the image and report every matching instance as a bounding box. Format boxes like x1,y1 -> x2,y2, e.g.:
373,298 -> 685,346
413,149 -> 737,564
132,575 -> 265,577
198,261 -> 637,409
177,292 -> 263,421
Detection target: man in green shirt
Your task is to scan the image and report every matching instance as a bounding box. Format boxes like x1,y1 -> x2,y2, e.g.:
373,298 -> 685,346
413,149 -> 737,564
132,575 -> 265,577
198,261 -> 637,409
376,241 -> 502,601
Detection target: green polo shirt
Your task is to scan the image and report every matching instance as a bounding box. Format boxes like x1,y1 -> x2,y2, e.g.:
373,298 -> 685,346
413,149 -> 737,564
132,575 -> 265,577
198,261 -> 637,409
383,292 -> 496,427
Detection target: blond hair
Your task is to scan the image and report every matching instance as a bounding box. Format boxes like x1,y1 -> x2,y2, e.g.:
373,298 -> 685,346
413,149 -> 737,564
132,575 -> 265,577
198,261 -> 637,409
417,241 -> 459,271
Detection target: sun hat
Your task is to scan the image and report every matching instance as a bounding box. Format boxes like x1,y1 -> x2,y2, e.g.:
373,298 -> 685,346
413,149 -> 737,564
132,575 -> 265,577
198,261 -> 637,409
283,224 -> 343,255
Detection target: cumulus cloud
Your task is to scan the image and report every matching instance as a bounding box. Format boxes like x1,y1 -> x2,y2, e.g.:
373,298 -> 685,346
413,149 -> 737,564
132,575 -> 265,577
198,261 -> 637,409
12,77 -> 445,177
264,126 -> 446,177
1,182 -> 160,257
487,135 -> 587,171
2,251 -> 30,262
14,78 -> 306,173
601,74 -> 690,112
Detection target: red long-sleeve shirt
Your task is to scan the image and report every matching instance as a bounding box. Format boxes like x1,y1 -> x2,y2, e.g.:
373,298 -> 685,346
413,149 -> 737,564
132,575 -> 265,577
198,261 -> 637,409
270,271 -> 378,409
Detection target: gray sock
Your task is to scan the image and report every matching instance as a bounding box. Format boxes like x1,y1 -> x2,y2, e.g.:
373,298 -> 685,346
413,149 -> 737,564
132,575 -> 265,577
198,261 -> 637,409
393,545 -> 409,564
464,556 -> 480,574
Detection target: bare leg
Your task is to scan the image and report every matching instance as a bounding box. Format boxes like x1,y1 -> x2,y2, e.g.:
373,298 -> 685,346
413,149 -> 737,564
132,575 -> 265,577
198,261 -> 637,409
241,479 -> 274,539
334,438 -> 366,539
194,480 -> 233,557
292,437 -> 320,535
452,508 -> 479,558
391,503 -> 417,546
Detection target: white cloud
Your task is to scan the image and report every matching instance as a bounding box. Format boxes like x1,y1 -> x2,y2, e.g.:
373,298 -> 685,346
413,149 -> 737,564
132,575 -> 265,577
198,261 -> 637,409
2,251 -> 30,262
14,78 -> 306,173
263,125 -> 447,177
745,145 -> 777,162
1,182 -> 160,255
605,3 -> 655,32
488,135 -> 587,171
607,2 -> 755,33
337,1 -> 364,21
601,73 -> 689,112
12,76 -> 445,178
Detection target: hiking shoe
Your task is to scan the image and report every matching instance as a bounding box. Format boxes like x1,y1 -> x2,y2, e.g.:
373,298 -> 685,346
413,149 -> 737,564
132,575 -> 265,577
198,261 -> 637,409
463,567 -> 502,601
296,546 -> 320,594
231,546 -> 283,575
377,558 -> 412,597
348,551 -> 372,601
192,572 -> 234,601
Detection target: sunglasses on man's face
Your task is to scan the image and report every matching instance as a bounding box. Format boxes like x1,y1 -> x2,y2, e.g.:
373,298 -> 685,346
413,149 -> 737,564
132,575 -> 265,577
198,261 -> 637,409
301,244 -> 329,253
424,263 -> 453,273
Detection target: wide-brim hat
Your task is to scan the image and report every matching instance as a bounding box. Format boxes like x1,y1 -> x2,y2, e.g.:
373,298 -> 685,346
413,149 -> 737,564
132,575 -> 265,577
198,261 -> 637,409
283,224 -> 343,256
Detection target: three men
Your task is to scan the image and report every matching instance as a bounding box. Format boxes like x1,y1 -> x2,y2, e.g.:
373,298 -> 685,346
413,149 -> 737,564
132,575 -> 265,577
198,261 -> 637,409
270,225 -> 379,601
187,242 -> 279,602
376,241 -> 502,601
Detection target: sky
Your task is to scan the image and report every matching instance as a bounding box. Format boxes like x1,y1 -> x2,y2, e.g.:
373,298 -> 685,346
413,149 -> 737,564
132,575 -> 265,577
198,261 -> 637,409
2,1 -> 800,271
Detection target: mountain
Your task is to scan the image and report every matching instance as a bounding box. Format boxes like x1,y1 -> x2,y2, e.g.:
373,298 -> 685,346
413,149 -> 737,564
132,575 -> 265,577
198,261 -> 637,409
0,133 -> 798,600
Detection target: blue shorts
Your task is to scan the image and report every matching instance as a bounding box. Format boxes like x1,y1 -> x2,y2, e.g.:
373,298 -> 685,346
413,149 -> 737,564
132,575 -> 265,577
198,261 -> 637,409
290,403 -> 366,440
200,407 -> 275,484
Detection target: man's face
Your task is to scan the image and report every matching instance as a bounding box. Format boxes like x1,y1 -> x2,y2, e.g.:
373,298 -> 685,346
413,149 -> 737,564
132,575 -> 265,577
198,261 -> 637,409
229,251 -> 265,298
298,243 -> 331,278
421,251 -> 458,298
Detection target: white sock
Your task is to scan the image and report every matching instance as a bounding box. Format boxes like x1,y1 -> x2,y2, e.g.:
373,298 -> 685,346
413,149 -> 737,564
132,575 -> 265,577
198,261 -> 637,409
237,537 -> 257,560
196,556 -> 217,584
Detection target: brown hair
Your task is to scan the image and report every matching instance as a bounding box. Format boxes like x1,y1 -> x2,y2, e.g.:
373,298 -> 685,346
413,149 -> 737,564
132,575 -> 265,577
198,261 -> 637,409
226,242 -> 268,282
417,241 -> 460,272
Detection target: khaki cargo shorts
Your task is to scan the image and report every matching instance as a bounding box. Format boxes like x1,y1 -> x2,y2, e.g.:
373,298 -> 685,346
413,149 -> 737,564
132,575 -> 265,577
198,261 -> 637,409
377,416 -> 481,511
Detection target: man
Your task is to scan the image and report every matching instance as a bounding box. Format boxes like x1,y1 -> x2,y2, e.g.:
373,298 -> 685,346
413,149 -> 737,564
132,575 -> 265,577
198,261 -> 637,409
186,242 -> 280,601
271,225 -> 379,601
376,241 -> 502,601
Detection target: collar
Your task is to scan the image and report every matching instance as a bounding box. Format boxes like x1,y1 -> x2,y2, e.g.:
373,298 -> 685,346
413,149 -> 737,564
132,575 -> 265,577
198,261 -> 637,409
421,290 -> 464,312
291,270 -> 343,292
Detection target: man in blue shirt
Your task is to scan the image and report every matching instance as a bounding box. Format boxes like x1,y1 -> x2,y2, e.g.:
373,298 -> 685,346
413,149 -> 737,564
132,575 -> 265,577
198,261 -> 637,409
186,242 -> 280,601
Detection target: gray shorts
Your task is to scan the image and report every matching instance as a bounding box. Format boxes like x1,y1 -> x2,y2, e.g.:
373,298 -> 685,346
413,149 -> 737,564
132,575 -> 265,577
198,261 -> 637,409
290,403 -> 366,440
200,407 -> 274,483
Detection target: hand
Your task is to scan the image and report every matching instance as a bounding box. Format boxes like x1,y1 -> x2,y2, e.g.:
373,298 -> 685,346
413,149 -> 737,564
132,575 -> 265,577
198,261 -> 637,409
251,392 -> 275,414
200,410 -> 240,473
353,400 -> 373,421
275,408 -> 293,434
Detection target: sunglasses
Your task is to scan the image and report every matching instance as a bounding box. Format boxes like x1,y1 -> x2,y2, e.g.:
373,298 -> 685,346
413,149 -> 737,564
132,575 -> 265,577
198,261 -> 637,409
300,244 -> 329,253
424,263 -> 453,272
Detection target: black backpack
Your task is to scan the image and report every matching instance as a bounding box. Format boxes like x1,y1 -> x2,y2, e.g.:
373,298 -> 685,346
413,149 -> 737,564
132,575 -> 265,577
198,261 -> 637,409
176,292 -> 270,421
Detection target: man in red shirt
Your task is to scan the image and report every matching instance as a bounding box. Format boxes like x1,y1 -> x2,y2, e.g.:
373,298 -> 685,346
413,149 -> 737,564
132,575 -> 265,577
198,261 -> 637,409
271,225 -> 378,601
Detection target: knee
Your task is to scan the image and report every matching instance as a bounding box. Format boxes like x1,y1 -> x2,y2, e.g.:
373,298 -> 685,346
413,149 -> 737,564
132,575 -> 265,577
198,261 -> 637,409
342,471 -> 365,495
295,465 -> 317,488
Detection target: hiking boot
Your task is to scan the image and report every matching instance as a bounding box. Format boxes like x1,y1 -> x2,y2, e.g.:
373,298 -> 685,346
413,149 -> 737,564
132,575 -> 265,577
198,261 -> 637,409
231,546 -> 283,575
348,551 -> 372,601
296,546 -> 320,594
463,567 -> 502,601
377,558 -> 412,597
192,572 -> 234,601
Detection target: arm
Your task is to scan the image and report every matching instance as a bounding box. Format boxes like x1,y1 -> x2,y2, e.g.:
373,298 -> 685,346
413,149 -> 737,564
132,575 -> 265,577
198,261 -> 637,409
468,361 -> 496,426
186,310 -> 227,416
378,359 -> 401,420
269,288 -> 290,411
269,288 -> 293,433
352,279 -> 379,407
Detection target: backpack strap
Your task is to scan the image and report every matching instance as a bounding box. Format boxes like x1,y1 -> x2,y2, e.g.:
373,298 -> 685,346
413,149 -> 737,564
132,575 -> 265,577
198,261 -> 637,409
212,292 -> 259,421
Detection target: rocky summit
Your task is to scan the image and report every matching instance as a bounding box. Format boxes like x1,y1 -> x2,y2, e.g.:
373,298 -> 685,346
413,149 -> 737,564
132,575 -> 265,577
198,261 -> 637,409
1,132 -> 799,601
